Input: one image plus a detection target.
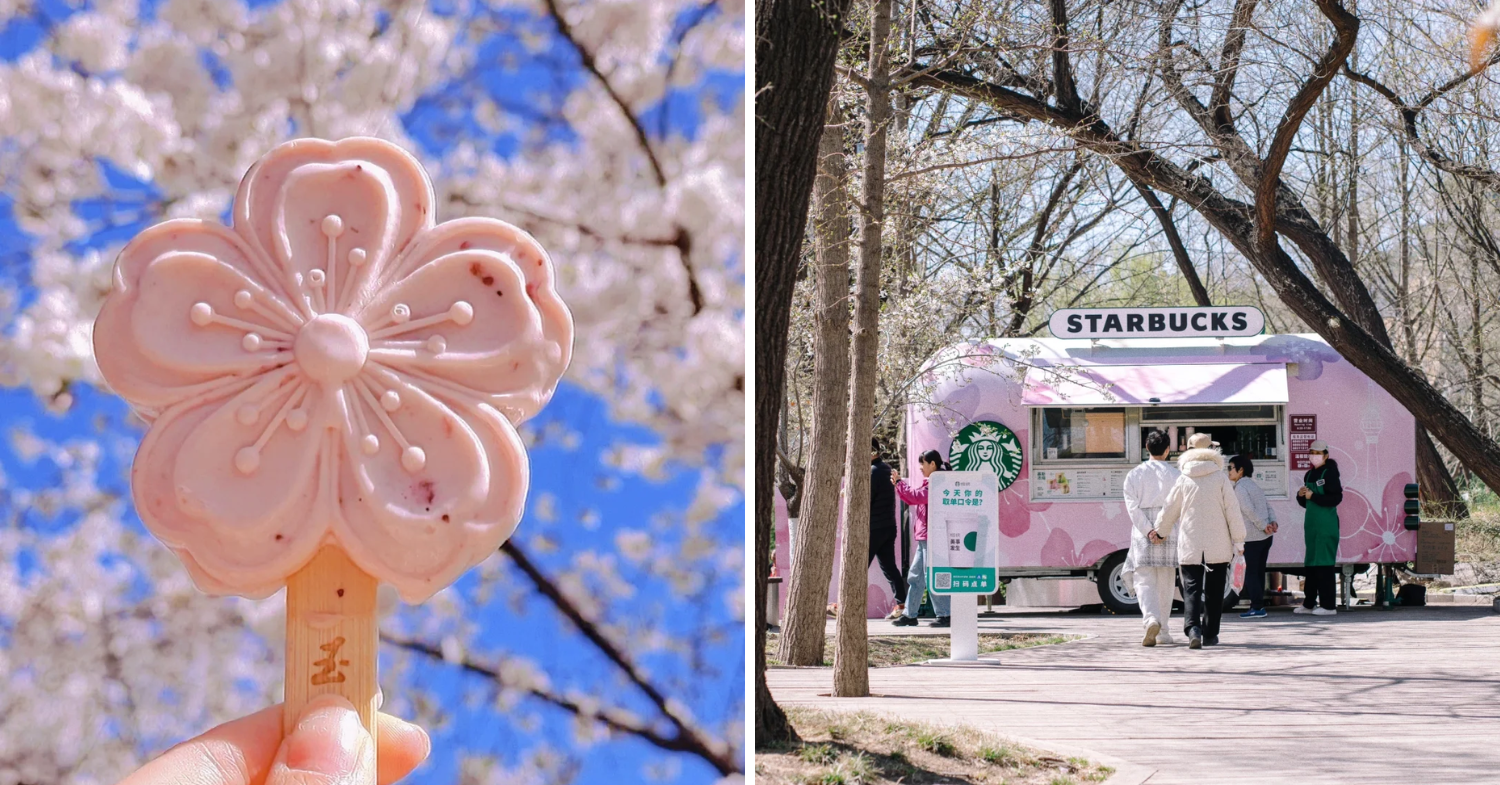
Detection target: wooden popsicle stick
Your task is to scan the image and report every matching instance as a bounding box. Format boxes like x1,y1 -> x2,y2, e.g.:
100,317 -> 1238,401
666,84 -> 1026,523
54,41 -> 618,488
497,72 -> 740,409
284,545 -> 379,750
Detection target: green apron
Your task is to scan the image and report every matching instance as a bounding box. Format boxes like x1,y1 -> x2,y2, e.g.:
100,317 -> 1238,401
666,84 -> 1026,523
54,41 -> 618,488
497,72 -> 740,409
1303,476 -> 1339,567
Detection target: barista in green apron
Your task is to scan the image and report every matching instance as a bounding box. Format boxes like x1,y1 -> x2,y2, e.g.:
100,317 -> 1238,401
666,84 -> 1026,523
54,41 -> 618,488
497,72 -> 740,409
1294,439 -> 1342,615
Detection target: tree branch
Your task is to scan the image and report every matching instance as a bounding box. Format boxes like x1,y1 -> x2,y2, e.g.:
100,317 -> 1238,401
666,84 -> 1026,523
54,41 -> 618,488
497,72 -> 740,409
1254,0 -> 1358,252
541,0 -> 667,188
1049,0 -> 1082,115
1209,0 -> 1258,133
1127,176 -> 1212,306
499,540 -> 738,774
1344,57 -> 1500,193
381,632 -> 722,764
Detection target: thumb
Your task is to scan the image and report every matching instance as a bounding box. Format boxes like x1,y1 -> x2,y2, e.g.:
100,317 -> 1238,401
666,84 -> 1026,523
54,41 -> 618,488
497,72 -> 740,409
267,695 -> 376,785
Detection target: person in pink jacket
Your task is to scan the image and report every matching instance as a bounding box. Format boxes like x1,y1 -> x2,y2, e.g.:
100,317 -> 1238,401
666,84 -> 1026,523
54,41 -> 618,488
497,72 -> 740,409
890,450 -> 951,628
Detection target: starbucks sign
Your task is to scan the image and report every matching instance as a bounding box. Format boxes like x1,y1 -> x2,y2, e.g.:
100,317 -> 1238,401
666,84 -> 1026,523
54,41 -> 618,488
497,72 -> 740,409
948,421 -> 1024,491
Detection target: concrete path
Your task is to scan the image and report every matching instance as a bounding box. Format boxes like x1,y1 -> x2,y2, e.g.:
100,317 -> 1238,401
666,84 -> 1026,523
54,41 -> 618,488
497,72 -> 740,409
767,606 -> 1500,784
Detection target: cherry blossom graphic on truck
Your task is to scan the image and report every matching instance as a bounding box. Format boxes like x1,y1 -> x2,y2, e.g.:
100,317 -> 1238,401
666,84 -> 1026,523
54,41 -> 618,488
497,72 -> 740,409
949,421 -> 1024,491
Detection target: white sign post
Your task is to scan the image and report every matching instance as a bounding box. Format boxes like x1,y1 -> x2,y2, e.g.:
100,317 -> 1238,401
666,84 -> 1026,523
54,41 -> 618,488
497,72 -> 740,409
928,470 -> 1000,663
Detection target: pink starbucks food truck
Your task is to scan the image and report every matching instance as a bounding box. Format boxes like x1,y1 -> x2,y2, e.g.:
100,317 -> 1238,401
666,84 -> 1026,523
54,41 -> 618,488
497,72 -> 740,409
901,306 -> 1419,614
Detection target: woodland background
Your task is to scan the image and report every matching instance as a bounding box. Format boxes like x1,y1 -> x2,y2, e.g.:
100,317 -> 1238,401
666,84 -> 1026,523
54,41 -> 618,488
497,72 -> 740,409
756,0 -> 1500,733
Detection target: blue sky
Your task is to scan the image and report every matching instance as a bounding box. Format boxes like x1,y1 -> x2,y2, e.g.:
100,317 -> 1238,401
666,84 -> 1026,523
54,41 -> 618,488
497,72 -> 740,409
0,1 -> 744,782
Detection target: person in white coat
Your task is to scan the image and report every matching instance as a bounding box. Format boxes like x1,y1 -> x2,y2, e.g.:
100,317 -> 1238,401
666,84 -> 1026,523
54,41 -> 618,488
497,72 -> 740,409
1152,433 -> 1247,649
1122,429 -> 1181,647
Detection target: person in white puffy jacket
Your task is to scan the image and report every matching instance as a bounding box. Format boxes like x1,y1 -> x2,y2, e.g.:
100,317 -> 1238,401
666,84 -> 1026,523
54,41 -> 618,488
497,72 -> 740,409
1151,433 -> 1247,650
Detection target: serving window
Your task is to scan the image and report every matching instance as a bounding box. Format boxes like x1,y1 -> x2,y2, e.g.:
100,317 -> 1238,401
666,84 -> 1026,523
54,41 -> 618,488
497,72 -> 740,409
1029,404 -> 1287,500
1136,405 -> 1281,462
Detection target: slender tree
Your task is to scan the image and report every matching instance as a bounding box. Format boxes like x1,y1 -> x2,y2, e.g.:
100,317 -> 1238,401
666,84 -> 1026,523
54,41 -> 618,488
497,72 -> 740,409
780,102 -> 856,667
833,0 -> 894,698
754,0 -> 855,744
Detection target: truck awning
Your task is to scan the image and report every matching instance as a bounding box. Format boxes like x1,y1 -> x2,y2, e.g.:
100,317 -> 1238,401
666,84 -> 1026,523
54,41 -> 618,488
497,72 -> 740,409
1021,362 -> 1289,406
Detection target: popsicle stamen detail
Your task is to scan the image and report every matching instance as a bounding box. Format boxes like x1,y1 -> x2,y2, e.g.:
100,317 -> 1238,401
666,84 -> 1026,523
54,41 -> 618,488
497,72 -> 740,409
234,288 -> 302,332
369,301 -> 475,341
190,302 -> 294,345
352,375 -> 426,473
322,214 -> 343,308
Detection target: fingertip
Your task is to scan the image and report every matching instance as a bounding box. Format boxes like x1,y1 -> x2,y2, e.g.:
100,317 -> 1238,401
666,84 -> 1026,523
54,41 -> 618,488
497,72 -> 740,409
375,713 -> 431,785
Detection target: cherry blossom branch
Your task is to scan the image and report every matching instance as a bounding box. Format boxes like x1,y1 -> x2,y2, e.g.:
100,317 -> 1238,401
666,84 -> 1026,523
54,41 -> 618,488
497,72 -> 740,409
498,541 -> 734,770
539,0 -> 668,188
379,632 -> 722,764
383,540 -> 739,775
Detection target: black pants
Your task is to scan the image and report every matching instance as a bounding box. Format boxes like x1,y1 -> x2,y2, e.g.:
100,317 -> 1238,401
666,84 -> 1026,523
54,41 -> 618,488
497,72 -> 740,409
869,529 -> 907,603
1180,562 -> 1228,639
1243,537 -> 1273,610
1304,564 -> 1337,610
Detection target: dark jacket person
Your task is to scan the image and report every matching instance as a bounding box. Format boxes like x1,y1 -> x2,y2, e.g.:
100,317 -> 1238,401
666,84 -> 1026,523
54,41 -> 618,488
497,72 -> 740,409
1295,440 -> 1342,615
870,439 -> 908,615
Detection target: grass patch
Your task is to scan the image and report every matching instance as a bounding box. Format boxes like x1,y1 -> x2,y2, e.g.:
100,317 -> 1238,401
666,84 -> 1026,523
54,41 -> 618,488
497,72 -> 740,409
767,633 -> 1079,668
757,708 -> 1113,784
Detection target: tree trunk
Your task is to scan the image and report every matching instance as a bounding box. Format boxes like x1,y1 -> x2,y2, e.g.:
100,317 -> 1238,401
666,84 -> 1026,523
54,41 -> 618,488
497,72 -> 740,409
780,104 -> 854,667
753,0 -> 853,746
833,0 -> 892,699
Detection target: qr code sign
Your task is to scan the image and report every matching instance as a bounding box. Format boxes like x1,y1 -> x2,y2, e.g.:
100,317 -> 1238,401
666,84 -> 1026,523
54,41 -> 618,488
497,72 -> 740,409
934,573 -> 952,590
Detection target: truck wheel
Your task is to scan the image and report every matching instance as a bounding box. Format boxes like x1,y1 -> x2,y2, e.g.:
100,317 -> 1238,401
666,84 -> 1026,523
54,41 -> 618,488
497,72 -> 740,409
1097,551 -> 1139,614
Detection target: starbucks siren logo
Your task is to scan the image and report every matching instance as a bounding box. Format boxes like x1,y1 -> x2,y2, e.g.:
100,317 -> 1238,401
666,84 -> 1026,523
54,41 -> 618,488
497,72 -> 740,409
949,420 -> 1023,490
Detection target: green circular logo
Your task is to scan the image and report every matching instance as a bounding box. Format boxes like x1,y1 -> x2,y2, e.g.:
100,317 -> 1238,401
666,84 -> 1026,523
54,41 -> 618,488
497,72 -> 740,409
963,531 -> 977,551
949,420 -> 1023,491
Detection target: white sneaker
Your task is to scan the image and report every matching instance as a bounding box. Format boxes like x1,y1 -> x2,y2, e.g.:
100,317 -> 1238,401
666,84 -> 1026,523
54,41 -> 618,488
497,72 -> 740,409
1293,605 -> 1314,614
1157,632 -> 1175,645
1143,621 -> 1160,647
1312,607 -> 1337,616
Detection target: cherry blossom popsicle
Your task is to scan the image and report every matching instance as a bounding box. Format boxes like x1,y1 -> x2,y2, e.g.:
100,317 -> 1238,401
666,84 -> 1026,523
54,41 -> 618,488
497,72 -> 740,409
92,137 -> 573,743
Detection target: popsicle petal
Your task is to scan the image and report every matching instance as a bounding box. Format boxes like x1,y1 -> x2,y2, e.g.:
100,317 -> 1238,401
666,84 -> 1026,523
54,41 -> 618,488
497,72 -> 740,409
361,218 -> 573,423
233,137 -> 433,315
95,220 -> 298,415
332,379 -> 500,603
132,379 -> 329,597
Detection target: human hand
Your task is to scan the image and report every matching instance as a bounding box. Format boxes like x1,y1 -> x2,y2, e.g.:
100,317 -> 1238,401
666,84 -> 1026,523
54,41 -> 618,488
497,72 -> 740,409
1147,531 -> 1162,544
1266,523 -> 1278,534
120,694 -> 430,785
890,472 -> 900,485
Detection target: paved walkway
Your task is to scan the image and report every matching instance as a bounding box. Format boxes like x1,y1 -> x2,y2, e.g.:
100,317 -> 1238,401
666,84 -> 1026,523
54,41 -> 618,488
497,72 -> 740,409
767,606 -> 1500,784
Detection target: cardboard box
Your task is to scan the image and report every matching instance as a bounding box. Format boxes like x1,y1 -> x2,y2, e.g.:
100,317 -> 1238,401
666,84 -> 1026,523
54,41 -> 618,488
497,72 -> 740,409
1416,519 -> 1456,575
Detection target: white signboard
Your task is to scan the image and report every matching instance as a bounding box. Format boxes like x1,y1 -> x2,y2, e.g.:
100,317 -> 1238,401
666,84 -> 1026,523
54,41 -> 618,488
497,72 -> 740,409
1049,307 -> 1265,339
928,471 -> 1000,594
1031,467 -> 1129,500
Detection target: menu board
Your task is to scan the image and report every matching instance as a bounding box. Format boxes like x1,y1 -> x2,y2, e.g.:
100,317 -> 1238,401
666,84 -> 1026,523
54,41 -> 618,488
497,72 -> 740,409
1032,467 -> 1130,500
1031,464 -> 1288,501
1289,414 -> 1317,471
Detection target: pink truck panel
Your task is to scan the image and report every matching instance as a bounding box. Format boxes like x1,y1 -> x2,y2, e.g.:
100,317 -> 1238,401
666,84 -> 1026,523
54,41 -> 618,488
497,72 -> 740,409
773,335 -> 1419,619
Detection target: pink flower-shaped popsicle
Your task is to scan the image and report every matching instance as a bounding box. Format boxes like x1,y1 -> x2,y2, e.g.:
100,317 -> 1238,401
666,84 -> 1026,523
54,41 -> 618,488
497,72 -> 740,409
95,137 -> 573,603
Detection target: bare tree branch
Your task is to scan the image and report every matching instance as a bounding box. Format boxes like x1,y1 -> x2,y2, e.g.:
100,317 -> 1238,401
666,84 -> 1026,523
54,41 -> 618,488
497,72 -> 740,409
1344,56 -> 1500,194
